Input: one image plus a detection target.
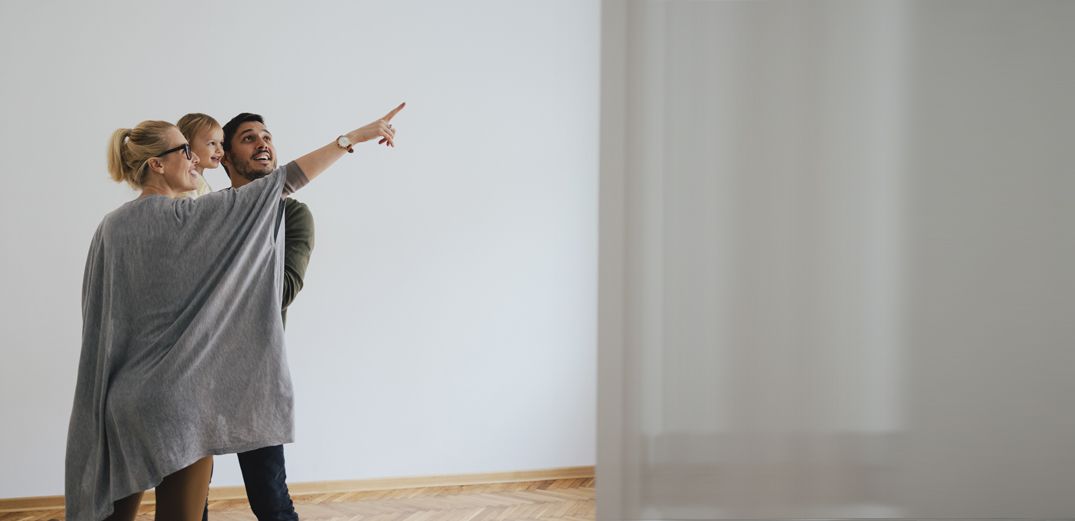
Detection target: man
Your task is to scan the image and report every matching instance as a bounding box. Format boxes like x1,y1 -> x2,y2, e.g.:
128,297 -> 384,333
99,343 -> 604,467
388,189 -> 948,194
206,112 -> 315,521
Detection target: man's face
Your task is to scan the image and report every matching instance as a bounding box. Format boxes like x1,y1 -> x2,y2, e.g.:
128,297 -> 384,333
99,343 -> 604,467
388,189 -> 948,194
223,121 -> 277,187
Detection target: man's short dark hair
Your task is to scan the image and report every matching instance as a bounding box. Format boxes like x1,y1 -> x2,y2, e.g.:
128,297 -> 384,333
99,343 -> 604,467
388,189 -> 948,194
222,113 -> 265,152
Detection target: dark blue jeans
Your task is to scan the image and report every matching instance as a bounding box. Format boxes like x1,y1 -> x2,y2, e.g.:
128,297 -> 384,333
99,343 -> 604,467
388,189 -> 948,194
202,445 -> 298,521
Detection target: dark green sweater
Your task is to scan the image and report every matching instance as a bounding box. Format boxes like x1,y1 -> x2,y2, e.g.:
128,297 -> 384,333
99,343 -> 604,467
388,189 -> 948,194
282,197 -> 314,325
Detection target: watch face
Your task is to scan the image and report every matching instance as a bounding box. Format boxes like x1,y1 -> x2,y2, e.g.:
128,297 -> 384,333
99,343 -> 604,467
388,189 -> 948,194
338,136 -> 351,147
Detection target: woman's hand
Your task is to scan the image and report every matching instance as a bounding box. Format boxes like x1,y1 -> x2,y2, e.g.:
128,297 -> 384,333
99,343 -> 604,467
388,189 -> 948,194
347,102 -> 406,147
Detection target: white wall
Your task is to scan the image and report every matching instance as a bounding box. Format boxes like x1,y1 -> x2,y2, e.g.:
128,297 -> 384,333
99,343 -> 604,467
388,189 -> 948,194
0,0 -> 598,498
600,0 -> 1075,519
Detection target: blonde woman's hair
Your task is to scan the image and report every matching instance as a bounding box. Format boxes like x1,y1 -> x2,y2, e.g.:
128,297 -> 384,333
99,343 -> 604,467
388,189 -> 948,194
177,113 -> 220,199
106,120 -> 177,190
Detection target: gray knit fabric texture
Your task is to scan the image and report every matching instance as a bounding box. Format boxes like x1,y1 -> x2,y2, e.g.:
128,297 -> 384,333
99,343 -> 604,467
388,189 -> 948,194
66,162 -> 308,521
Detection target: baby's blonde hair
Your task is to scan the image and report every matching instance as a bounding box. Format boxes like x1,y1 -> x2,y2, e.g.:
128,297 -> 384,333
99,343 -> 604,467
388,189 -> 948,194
177,113 -> 220,145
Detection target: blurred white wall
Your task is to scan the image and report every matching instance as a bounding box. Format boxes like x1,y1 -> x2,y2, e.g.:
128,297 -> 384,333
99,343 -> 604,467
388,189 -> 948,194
0,0 -> 599,498
599,0 -> 1075,518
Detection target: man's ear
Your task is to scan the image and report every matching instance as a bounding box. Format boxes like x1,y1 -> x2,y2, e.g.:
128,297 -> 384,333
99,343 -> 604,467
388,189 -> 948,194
221,153 -> 233,175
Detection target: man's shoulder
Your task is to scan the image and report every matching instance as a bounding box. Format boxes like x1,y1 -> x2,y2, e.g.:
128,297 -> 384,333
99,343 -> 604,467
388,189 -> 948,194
283,197 -> 312,215
283,198 -> 315,234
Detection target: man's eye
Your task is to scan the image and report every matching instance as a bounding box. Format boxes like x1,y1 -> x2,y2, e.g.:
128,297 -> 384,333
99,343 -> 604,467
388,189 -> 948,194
244,136 -> 254,142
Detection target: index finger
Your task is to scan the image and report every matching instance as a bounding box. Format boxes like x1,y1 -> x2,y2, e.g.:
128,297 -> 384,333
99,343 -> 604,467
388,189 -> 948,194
383,102 -> 406,122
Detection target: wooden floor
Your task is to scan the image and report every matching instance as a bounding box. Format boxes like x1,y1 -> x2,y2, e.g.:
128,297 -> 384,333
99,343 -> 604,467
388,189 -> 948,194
0,478 -> 594,521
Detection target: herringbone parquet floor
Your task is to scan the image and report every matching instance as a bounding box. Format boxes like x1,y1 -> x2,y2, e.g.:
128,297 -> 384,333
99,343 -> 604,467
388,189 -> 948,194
0,478 -> 594,521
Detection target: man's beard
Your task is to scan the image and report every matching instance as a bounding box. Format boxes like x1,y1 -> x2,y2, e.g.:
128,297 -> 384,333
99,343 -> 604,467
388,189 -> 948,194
232,159 -> 275,182
238,167 -> 272,182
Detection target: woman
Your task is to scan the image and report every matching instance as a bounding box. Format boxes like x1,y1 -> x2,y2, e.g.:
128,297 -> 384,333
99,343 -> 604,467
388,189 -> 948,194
66,103 -> 404,521
176,113 -> 225,198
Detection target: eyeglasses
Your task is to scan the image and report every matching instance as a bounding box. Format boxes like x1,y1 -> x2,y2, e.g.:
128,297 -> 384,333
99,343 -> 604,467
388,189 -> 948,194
158,143 -> 192,161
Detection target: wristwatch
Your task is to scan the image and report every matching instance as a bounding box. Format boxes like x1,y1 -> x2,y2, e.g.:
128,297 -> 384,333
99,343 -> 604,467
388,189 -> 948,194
336,135 -> 354,153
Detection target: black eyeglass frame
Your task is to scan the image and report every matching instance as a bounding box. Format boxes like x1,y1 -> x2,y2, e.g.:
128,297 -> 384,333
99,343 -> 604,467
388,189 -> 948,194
158,143 -> 192,161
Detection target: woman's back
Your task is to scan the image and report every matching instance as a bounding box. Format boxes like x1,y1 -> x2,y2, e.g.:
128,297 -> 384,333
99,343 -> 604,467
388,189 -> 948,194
66,164 -> 305,521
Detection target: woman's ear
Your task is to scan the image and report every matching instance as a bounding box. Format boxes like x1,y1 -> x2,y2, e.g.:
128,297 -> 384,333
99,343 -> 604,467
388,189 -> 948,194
147,157 -> 164,174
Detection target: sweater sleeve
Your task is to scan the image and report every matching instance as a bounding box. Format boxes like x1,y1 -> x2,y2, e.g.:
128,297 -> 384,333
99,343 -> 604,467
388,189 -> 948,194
171,161 -> 306,227
281,199 -> 315,314
282,161 -> 309,197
